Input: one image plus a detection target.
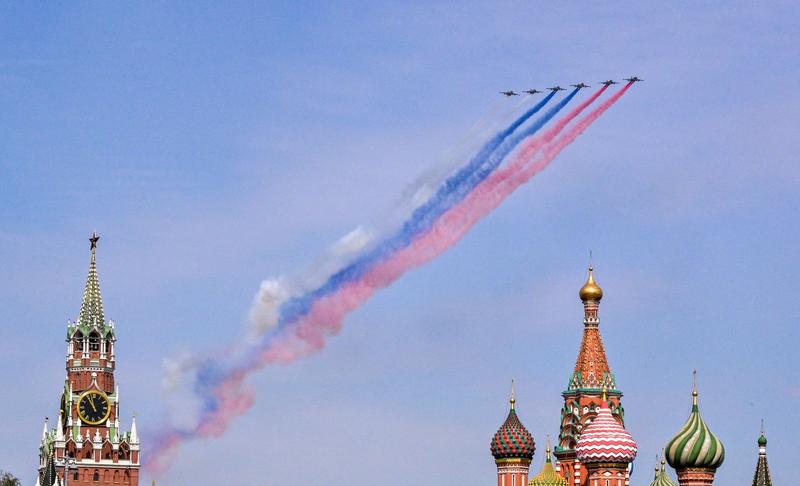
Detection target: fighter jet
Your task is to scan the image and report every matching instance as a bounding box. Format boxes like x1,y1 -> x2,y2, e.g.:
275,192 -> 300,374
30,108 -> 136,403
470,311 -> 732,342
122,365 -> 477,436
548,86 -> 566,92
624,76 -> 643,83
571,83 -> 590,89
599,80 -> 618,86
523,89 -> 542,95
500,90 -> 519,97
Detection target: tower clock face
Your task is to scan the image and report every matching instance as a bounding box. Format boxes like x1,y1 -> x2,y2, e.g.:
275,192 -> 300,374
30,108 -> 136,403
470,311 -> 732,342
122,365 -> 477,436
77,390 -> 111,425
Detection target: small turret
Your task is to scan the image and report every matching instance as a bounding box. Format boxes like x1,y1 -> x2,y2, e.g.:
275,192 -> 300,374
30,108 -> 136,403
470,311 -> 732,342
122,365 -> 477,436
55,412 -> 65,442
41,417 -> 48,442
751,423 -> 772,486
130,414 -> 139,444
649,457 -> 678,486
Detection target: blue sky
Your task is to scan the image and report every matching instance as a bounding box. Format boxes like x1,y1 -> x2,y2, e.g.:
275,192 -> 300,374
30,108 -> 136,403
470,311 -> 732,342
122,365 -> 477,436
1,2 -> 798,484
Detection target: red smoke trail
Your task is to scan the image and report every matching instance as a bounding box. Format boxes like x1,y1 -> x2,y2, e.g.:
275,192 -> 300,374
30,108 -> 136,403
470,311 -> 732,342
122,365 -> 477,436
509,84 -> 607,169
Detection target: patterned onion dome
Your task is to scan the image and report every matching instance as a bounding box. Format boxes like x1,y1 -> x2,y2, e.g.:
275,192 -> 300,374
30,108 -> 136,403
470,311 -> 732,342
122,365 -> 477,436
575,401 -> 637,463
491,392 -> 535,460
665,387 -> 724,470
529,445 -> 567,486
649,460 -> 678,486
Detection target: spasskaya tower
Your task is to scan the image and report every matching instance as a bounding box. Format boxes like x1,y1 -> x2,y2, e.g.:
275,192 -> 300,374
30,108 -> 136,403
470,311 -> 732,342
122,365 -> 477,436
36,233 -> 140,486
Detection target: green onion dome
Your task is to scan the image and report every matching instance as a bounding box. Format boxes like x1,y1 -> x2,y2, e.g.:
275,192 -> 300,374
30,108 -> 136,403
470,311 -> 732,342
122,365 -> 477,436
529,445 -> 567,486
665,387 -> 725,470
758,433 -> 767,447
649,459 -> 678,486
491,393 -> 535,460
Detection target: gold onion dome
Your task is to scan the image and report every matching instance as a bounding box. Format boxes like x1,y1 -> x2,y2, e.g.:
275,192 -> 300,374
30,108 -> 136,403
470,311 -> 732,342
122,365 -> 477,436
579,265 -> 603,302
529,443 -> 567,486
665,381 -> 725,470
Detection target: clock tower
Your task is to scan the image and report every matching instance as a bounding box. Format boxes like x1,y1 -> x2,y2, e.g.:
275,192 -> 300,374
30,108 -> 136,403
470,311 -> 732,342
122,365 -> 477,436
36,234 -> 140,486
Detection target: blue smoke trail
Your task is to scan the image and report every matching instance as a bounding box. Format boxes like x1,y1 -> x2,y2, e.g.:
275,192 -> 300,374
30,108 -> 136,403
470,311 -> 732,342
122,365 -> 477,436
275,88 -> 580,329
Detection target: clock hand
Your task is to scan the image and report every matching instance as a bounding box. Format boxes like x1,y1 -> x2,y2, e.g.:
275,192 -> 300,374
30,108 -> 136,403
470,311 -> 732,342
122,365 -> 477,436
90,398 -> 97,413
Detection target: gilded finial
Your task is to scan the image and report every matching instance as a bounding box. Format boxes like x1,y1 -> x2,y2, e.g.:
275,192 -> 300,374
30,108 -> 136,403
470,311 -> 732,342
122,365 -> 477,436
692,370 -> 698,405
509,379 -> 516,410
579,259 -> 603,302
89,232 -> 100,252
601,383 -> 608,403
546,433 -> 551,455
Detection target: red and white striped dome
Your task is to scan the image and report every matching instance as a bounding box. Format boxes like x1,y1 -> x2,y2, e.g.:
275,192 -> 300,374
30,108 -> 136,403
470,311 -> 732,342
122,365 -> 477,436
575,404 -> 637,464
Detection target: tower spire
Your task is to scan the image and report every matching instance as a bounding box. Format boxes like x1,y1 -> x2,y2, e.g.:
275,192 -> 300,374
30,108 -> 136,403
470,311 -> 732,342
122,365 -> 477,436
77,232 -> 105,329
570,264 -> 613,390
556,261 -> 622,486
752,425 -> 772,486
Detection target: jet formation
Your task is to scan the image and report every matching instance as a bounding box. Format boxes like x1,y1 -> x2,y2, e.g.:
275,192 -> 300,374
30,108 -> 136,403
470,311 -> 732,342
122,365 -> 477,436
502,77 -> 641,96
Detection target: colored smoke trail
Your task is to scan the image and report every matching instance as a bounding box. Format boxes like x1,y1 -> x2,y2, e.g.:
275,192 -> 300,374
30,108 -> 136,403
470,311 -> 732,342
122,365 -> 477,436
255,83 -> 633,368
145,85 -> 625,474
146,91 -> 566,473
273,90 -> 577,332
258,85 -> 623,361
250,89 -> 566,338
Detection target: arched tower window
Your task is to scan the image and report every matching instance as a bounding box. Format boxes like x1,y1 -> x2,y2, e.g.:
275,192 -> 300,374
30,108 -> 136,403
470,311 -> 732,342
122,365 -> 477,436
93,470 -> 100,481
89,332 -> 100,352
75,332 -> 84,351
